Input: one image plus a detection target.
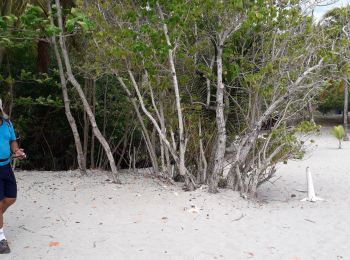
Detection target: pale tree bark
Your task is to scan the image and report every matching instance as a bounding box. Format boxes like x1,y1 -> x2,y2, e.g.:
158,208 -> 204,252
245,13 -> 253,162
115,70 -> 196,188
344,78 -> 349,141
114,73 -> 159,174
206,57 -> 215,107
208,20 -> 243,193
117,129 -> 130,169
342,25 -> 349,141
209,45 -> 226,193
159,97 -> 171,175
55,0 -> 119,183
97,79 -> 109,168
157,2 -> 187,181
145,72 -> 168,175
198,119 -> 208,183
91,79 -> 96,167
134,105 -> 159,174
225,60 -> 324,196
307,100 -> 315,124
48,3 -> 86,174
83,78 -> 90,165
147,74 -> 171,175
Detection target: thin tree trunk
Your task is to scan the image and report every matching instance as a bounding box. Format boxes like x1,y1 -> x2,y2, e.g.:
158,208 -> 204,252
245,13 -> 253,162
157,2 -> 188,183
115,75 -> 159,174
37,39 -> 50,74
344,78 -> 349,141
133,146 -> 136,174
145,73 -> 165,174
307,101 -> 315,124
98,79 -> 109,168
5,56 -> 13,117
83,78 -> 90,165
209,46 -> 226,193
0,47 -> 5,70
117,129 -> 130,169
206,57 -> 215,107
48,3 -> 86,174
55,0 -> 119,183
115,71 -> 177,167
8,79 -> 13,117
134,106 -> 159,174
199,119 -> 207,183
91,79 -> 96,167
159,98 -> 171,175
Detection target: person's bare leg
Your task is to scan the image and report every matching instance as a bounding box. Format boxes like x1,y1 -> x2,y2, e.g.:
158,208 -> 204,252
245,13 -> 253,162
2,198 -> 15,214
0,200 -> 3,229
0,199 -> 10,254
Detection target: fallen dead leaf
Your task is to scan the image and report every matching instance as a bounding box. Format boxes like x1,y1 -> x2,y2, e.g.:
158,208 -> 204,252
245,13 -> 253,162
49,241 -> 61,247
244,251 -> 254,258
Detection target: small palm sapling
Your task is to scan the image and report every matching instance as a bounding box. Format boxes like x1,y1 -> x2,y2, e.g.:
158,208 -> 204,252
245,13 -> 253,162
331,125 -> 345,149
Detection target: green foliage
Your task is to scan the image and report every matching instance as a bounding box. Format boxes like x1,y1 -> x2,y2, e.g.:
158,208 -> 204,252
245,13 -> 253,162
320,6 -> 350,113
317,80 -> 346,113
294,121 -> 320,134
20,4 -> 46,28
65,7 -> 94,33
331,125 -> 345,148
0,1 -> 332,179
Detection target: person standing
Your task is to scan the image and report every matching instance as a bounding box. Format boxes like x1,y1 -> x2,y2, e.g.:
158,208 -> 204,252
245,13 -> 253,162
0,99 -> 25,254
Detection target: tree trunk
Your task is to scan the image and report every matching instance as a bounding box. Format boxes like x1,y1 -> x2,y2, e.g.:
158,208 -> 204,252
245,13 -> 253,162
49,3 -> 86,174
117,130 -> 129,169
344,78 -> 349,141
115,72 -> 176,160
55,0 -> 119,183
208,46 -> 226,193
206,57 -> 215,107
97,79 -> 109,168
134,104 -> 159,174
91,79 -> 96,168
159,98 -> 171,175
157,2 -> 192,189
0,47 -> 5,69
198,119 -> 207,183
307,101 -> 315,124
5,56 -> 13,117
83,78 -> 90,166
37,39 -> 50,74
117,73 -> 160,173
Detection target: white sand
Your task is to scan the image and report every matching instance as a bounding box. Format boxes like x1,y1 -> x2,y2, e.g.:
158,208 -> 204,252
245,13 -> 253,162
2,127 -> 350,260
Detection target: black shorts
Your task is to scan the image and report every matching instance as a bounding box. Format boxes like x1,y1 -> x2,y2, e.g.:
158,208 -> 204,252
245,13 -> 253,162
0,164 -> 17,200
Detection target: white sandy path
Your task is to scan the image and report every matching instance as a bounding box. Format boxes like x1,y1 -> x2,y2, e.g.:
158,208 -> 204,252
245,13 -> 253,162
2,127 -> 350,260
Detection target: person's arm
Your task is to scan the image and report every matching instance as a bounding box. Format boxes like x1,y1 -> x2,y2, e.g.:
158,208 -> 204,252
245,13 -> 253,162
9,122 -> 26,159
10,141 -> 25,159
10,141 -> 19,153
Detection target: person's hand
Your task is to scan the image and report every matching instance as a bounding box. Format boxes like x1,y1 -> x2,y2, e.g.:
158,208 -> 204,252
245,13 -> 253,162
14,148 -> 26,160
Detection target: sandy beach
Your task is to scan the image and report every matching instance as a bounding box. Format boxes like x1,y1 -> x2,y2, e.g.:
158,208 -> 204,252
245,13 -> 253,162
2,127 -> 349,260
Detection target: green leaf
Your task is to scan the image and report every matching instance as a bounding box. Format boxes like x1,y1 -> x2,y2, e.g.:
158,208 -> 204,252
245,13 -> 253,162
65,19 -> 75,33
4,75 -> 13,84
77,21 -> 89,31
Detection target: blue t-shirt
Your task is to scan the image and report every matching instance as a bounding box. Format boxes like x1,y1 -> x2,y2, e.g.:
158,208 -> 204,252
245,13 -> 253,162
0,118 -> 16,166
